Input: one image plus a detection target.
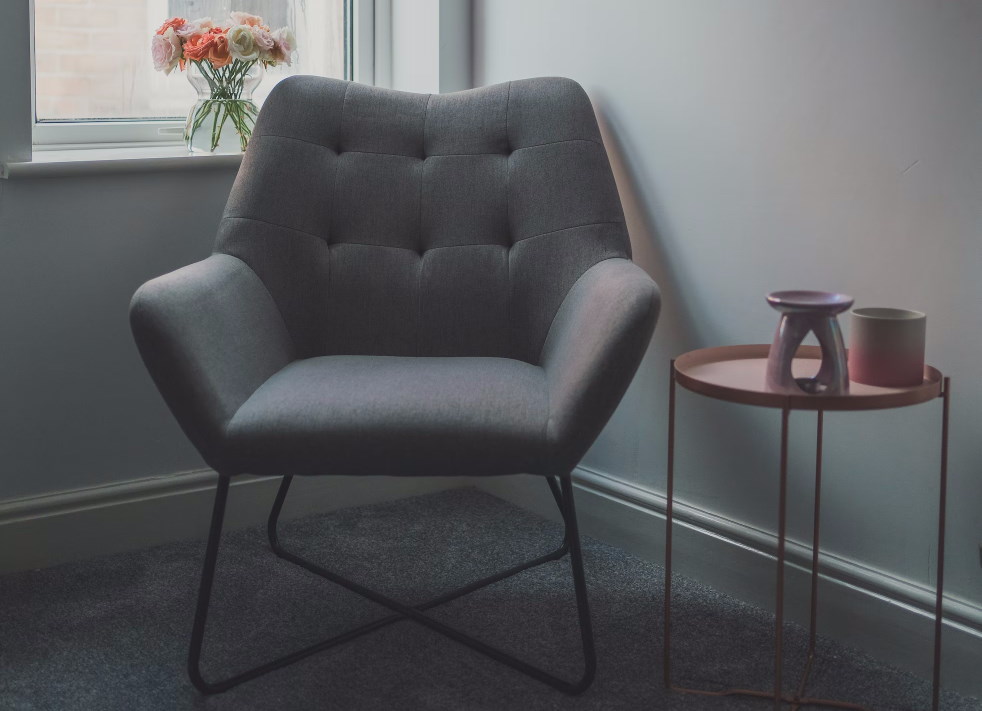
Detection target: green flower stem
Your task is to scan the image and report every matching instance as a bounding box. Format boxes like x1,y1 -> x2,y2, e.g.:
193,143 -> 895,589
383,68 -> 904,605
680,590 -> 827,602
210,100 -> 223,151
184,59 -> 260,152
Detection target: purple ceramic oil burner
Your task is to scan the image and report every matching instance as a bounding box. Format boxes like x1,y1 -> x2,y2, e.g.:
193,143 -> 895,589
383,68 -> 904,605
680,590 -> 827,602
765,291 -> 853,395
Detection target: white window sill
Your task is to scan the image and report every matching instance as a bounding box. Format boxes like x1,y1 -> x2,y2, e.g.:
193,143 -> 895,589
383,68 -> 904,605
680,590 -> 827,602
1,144 -> 243,179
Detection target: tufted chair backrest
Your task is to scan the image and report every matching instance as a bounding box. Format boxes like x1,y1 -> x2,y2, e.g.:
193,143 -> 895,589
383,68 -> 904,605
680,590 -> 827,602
215,76 -> 629,363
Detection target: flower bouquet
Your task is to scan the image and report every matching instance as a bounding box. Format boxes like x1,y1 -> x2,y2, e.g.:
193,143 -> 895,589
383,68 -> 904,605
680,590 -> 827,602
151,12 -> 297,153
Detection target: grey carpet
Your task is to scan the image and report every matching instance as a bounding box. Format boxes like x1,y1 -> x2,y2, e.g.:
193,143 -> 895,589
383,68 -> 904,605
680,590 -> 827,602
1,487 -> 977,711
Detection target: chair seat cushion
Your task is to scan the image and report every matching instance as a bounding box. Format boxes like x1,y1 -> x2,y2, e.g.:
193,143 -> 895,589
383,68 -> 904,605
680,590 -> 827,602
223,356 -> 550,477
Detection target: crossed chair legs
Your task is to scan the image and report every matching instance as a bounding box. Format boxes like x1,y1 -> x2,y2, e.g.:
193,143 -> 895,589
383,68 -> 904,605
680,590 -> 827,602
187,474 -> 597,695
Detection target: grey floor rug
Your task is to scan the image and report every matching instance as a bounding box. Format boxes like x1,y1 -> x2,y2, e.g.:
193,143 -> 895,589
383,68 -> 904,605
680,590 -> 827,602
1,487 -> 977,711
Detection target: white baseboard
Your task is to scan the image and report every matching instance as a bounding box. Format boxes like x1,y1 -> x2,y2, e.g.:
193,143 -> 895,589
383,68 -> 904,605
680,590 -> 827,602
0,470 -> 469,574
479,466 -> 982,700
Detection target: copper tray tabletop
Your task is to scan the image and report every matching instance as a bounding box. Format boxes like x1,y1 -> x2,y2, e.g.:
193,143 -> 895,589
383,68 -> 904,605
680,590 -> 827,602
674,344 -> 942,411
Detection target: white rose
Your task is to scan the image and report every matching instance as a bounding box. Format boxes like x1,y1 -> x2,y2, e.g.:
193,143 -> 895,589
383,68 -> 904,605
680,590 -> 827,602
151,27 -> 182,74
227,25 -> 260,62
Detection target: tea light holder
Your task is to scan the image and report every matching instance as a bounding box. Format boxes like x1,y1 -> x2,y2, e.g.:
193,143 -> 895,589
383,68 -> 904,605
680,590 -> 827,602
765,290 -> 853,395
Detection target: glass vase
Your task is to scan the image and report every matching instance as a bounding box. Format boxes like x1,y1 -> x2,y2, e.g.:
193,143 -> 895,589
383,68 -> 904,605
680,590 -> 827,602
184,60 -> 263,154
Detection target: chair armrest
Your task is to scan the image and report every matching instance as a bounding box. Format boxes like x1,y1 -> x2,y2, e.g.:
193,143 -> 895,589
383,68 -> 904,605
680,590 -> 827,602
540,258 -> 660,475
130,253 -> 295,471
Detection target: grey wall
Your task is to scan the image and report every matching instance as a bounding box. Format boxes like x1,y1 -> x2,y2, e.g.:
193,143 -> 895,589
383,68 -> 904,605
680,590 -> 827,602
388,0 -> 471,94
474,0 -> 982,607
0,167 -> 238,500
391,0 -> 440,92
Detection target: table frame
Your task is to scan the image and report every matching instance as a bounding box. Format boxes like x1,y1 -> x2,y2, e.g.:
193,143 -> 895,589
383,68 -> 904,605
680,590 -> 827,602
663,357 -> 951,711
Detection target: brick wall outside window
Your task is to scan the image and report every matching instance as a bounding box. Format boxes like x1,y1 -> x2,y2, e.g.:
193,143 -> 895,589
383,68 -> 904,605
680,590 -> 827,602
34,0 -> 345,122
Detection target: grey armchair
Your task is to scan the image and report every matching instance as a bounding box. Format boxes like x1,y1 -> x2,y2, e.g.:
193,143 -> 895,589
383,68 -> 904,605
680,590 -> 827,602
131,76 -> 659,696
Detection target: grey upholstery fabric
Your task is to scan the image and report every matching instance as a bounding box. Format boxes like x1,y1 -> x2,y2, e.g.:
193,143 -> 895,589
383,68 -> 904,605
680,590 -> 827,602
130,254 -> 294,468
216,77 -> 629,362
131,76 -> 660,478
542,259 -> 660,474
224,357 -> 548,478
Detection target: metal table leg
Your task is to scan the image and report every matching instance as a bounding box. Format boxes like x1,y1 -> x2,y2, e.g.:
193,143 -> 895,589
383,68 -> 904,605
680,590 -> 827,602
932,377 -> 951,711
664,359 -> 677,689
665,361 -> 914,711
775,403 -> 790,709
791,411 -> 824,711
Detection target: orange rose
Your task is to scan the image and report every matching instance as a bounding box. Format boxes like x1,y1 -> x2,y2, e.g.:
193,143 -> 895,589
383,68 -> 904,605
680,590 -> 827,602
156,17 -> 186,35
182,32 -> 214,61
207,32 -> 232,68
184,28 -> 231,68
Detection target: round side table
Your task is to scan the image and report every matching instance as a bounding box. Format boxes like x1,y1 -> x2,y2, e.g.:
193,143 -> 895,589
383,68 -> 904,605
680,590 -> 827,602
664,344 -> 950,711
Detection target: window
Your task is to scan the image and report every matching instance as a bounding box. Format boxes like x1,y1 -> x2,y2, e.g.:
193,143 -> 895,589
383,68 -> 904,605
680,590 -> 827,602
32,0 -> 351,145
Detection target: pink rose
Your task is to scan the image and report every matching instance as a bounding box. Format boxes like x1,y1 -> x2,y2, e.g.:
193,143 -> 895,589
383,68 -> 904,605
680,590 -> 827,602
176,17 -> 215,38
270,27 -> 296,66
151,27 -> 182,74
251,26 -> 275,55
230,12 -> 265,28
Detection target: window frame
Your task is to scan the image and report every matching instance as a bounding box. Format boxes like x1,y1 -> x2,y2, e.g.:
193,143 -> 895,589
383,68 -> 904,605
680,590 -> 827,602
29,0 -> 368,150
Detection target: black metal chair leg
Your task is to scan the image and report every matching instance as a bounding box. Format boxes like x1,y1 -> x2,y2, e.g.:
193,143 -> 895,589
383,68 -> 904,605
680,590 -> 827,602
546,475 -> 571,549
561,475 -> 597,691
266,473 -> 292,548
547,475 -> 564,513
193,477 -> 430,694
269,474 -> 594,692
188,475 -> 230,693
189,474 -> 595,696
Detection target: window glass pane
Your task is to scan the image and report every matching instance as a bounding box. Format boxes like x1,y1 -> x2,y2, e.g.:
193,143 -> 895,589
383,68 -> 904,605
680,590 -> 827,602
34,0 -> 346,122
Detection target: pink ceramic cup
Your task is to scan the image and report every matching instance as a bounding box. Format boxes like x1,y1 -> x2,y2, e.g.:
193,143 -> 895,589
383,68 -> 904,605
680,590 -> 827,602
848,307 -> 926,387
